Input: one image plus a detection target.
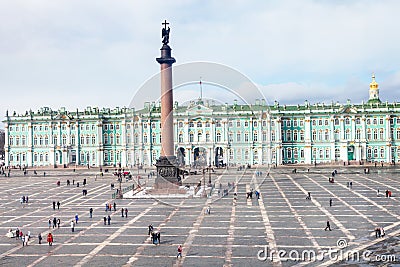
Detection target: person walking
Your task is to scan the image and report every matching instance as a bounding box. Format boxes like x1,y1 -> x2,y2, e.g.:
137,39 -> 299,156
107,215 -> 111,225
148,224 -> 153,235
71,221 -> 75,232
75,214 -> 79,224
21,234 -> 25,247
57,218 -> 61,228
24,233 -> 29,246
121,208 -> 124,217
89,208 -> 93,218
47,233 -> 53,246
48,219 -> 51,229
38,233 -> 42,244
103,217 -> 107,225
57,201 -> 60,210
52,201 -> 56,210
329,198 -> 332,207
306,192 -> 311,200
324,220 -> 332,231
177,245 -> 182,258
113,202 -> 117,211
53,217 -> 57,229
124,208 -> 128,218
15,228 -> 20,240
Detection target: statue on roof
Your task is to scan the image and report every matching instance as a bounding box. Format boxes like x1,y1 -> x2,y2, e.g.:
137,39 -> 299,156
161,20 -> 170,45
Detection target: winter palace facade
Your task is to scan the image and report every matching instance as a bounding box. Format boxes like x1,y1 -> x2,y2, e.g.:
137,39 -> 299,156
3,75 -> 400,168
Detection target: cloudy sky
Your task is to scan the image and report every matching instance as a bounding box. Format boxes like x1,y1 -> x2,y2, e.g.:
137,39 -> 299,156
1,0 -> 400,127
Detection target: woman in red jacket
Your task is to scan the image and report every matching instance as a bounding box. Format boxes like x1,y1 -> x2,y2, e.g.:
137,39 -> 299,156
47,233 -> 53,246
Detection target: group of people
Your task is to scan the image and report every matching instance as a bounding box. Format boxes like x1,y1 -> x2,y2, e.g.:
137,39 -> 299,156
20,195 -> 29,204
49,217 -> 61,229
375,227 -> 385,238
52,201 -> 61,210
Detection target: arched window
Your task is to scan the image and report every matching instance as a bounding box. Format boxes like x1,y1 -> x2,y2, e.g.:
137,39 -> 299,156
33,136 -> 37,146
189,132 -> 194,142
300,130 -> 304,141
253,131 -> 258,142
152,133 -> 157,144
373,129 -> 378,140
53,135 -> 58,145
116,134 -> 120,145
44,135 -> 49,145
287,130 -> 292,141
356,129 -> 361,139
271,131 -> 275,141
334,130 -> 340,141
197,132 -> 202,142
345,129 -> 350,140
85,135 -> 90,145
367,129 -> 372,140
216,132 -> 222,142
63,135 -> 67,145
380,147 -> 385,158
197,121 -> 202,127
110,134 -> 114,145
178,133 -> 183,143
15,136 -> 20,146
312,130 -> 317,141
293,130 -> 298,141
92,135 -> 96,144
22,136 -> 26,146
143,134 -> 148,144
81,135 -> 85,145
379,129 -> 384,140
318,130 -> 323,141
345,117 -> 350,125
325,130 -> 329,141
134,134 -> 139,144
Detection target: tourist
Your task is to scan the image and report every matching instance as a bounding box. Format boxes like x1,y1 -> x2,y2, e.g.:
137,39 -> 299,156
89,208 -> 93,218
21,234 -> 25,247
105,203 -> 109,212
380,227 -> 385,237
113,202 -> 117,211
306,192 -> 311,200
156,232 -> 161,244
75,214 -> 79,224
375,227 -> 381,238
125,208 -> 128,218
47,233 -> 53,246
103,217 -> 107,225
53,217 -> 57,228
324,220 -> 332,231
107,215 -> 111,225
148,224 -> 154,235
57,201 -> 60,210
26,196 -> 29,203
38,233 -> 42,244
121,208 -> 124,217
24,233 -> 29,246
177,245 -> 182,258
329,198 -> 332,207
48,219 -> 51,229
71,221 -> 75,232
52,201 -> 56,210
57,218 -> 61,228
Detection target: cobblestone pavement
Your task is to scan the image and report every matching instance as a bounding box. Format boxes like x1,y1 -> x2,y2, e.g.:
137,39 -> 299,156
1,166 -> 400,266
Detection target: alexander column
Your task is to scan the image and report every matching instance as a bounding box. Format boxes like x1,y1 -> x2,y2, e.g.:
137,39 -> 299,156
155,20 -> 181,188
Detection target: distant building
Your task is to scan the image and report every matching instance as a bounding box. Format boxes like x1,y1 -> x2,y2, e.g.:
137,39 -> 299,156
2,75 -> 399,167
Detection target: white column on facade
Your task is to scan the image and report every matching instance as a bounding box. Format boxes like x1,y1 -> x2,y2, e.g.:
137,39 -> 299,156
121,119 -> 127,166
27,122 -> 33,166
4,123 -> 9,166
330,116 -> 335,162
386,115 -> 392,163
276,117 -> 283,164
304,116 -> 312,164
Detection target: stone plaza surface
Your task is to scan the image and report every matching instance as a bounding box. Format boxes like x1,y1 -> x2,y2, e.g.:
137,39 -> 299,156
0,166 -> 400,266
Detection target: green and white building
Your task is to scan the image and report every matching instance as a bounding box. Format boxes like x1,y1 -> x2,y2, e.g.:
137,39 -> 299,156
3,75 -> 399,167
